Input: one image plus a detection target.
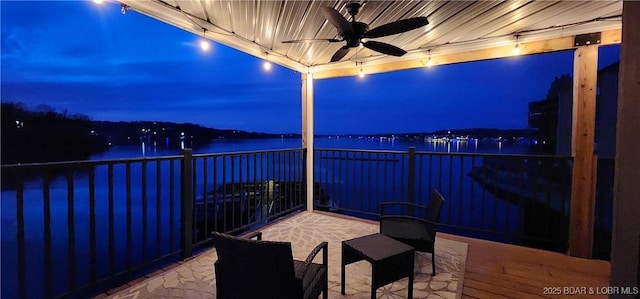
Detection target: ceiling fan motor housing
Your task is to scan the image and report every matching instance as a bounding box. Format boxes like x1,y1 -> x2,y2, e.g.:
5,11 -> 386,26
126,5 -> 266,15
343,22 -> 369,47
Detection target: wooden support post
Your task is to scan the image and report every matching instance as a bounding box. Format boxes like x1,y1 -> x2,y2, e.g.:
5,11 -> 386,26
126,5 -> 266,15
610,1 -> 640,295
301,72 -> 315,211
569,45 -> 598,258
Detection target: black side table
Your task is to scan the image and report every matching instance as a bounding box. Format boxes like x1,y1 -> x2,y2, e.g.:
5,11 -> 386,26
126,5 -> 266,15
341,233 -> 415,299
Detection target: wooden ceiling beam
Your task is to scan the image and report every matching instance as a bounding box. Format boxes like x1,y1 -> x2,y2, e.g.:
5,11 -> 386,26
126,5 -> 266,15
312,29 -> 621,80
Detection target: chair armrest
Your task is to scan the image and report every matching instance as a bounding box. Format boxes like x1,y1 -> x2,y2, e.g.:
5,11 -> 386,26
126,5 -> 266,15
243,231 -> 262,240
298,241 -> 328,281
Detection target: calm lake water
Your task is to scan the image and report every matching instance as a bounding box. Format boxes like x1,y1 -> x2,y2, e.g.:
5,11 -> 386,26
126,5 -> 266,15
90,136 -> 529,160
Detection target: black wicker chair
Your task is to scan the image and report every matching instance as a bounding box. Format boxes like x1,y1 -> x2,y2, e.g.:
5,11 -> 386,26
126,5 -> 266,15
211,231 -> 328,299
380,189 -> 445,275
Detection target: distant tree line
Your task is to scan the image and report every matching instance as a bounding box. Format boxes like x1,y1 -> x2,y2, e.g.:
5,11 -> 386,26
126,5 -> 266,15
1,102 -> 109,164
1,102 -> 294,164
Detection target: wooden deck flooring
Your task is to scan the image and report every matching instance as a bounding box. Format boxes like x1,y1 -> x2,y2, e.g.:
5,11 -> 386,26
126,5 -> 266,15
440,233 -> 611,299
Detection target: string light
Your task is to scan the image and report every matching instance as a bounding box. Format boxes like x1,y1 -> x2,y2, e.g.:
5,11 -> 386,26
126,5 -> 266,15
513,34 -> 520,55
200,28 -> 210,51
426,49 -> 433,67
263,53 -> 272,71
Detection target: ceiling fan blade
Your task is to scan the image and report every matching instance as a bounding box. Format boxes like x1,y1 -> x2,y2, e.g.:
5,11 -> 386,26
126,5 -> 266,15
331,46 -> 351,62
363,41 -> 407,56
282,38 -> 342,44
321,7 -> 354,35
363,17 -> 428,38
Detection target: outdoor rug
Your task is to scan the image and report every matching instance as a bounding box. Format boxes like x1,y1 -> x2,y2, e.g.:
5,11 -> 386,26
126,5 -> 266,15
105,211 -> 468,299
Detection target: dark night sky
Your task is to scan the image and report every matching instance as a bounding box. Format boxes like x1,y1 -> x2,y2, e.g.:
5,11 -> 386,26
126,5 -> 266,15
1,1 -> 620,135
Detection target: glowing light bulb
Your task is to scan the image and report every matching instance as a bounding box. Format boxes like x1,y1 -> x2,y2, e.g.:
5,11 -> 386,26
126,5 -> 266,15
359,69 -> 365,78
200,39 -> 210,51
92,0 -> 103,4
427,57 -> 433,67
512,43 -> 520,55
263,60 -> 272,71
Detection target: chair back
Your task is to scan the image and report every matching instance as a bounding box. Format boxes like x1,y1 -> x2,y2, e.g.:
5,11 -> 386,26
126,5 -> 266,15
426,189 -> 445,223
212,232 -> 302,299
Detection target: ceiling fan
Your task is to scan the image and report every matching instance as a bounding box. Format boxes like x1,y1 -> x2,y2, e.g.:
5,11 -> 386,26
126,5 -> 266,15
282,2 -> 428,62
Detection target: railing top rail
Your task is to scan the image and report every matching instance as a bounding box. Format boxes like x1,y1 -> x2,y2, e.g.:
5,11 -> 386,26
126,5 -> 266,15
0,155 -> 184,170
1,148 -> 307,170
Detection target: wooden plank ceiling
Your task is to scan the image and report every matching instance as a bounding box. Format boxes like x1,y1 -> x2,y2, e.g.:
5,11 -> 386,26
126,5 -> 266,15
118,0 -> 622,77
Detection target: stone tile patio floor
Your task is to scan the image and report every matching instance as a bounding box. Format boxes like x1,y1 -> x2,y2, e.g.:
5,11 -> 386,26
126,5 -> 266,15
102,211 -> 468,299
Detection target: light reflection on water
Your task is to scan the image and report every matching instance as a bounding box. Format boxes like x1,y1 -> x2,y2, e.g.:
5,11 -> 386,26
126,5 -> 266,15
89,137 -> 528,161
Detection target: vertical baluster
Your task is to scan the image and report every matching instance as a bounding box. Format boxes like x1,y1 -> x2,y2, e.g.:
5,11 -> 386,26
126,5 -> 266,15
517,158 -> 526,237
448,154 -> 453,223
469,156 -> 476,224
298,150 -> 303,207
252,154 -> 257,221
391,153 -> 396,202
383,152 -> 388,203
156,161 -> 161,258
222,156 -> 227,232
504,157 -> 513,234
428,155 -> 433,195
459,156 -> 464,226
259,153 -> 264,220
272,152 -> 277,213
231,155 -> 236,230
356,152 -> 366,211
88,166 -> 97,283
126,163 -> 132,269
191,157 -> 197,240
492,157 -> 499,232
141,161 -> 148,262
544,157 -> 553,241
66,170 -> 76,290
437,155 -> 444,221
16,172 -> 26,298
43,171 -> 53,297
366,152 -> 372,213
108,164 -> 115,275
417,154 -> 423,201
213,157 -> 218,232
169,160 -> 175,252
202,157 -> 208,242
481,155 -> 488,230
181,150 -> 194,258
375,152 -> 380,210
277,152 -> 282,212
286,152 -> 292,209
238,155 -> 244,227
338,150 -> 343,209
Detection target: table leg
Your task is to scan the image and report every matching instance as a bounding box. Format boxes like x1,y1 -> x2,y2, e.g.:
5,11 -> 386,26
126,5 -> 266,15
408,270 -> 414,299
341,242 -> 346,295
371,266 -> 376,299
